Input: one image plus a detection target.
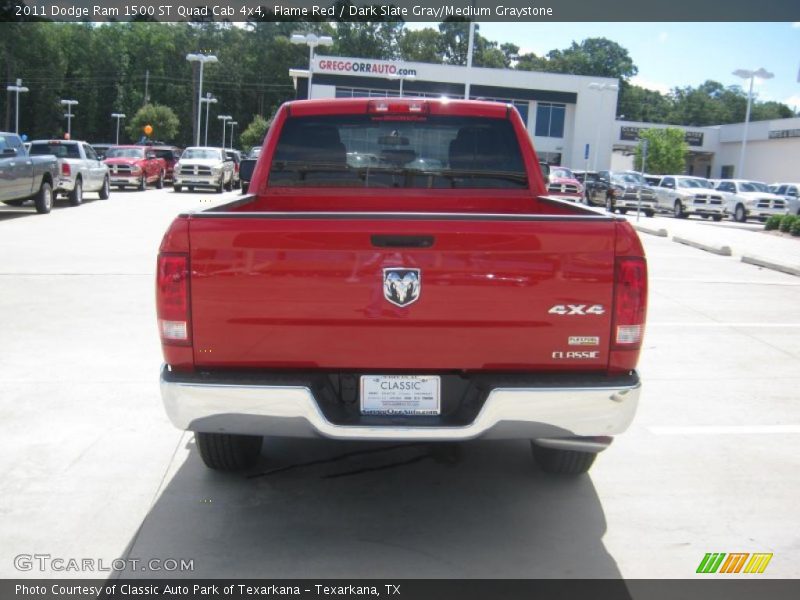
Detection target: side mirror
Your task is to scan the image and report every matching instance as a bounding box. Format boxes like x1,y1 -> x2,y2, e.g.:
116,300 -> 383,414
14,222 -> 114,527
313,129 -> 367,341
239,159 -> 256,182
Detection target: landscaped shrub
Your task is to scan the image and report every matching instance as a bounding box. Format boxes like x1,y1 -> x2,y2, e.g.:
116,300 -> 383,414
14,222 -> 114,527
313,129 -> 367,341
791,219 -> 800,237
779,215 -> 797,233
765,215 -> 783,230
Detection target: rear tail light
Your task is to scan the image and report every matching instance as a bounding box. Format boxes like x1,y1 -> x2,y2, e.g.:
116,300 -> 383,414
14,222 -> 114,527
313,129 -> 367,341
612,257 -> 647,349
61,163 -> 71,176
156,253 -> 191,345
367,100 -> 429,115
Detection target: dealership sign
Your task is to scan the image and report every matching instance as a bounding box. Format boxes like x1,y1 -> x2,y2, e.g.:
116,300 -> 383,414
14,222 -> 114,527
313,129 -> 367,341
768,129 -> 800,139
314,56 -> 420,79
620,125 -> 704,147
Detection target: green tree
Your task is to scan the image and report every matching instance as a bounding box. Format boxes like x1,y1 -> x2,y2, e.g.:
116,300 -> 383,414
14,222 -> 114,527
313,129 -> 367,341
519,37 -> 638,81
127,103 -> 179,142
398,28 -> 441,63
634,128 -> 688,174
240,114 -> 270,150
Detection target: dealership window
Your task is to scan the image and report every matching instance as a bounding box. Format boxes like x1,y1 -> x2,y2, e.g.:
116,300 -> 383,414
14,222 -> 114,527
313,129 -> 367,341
537,151 -> 562,166
535,103 -> 566,138
720,165 -> 734,179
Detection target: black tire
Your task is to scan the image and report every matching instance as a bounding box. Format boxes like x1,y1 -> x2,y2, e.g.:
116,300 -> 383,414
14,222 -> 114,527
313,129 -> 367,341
156,171 -> 165,189
224,177 -> 233,192
531,442 -> 597,475
645,210 -> 655,218
138,175 -> 146,191
216,177 -> 224,194
605,197 -> 614,213
173,184 -> 182,193
712,215 -> 722,221
68,178 -> 83,206
618,208 -> 627,214
674,199 -> 687,219
3,200 -> 25,206
734,204 -> 746,223
99,176 -> 110,200
34,180 -> 53,214
187,186 -> 194,193
195,432 -> 263,471
241,182 -> 249,194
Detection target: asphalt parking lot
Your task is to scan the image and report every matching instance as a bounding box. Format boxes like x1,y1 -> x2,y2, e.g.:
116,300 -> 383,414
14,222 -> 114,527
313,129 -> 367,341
1,191 -> 798,580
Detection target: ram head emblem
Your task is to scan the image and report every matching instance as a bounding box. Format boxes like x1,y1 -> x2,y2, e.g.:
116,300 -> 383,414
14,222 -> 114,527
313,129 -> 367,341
383,268 -> 421,307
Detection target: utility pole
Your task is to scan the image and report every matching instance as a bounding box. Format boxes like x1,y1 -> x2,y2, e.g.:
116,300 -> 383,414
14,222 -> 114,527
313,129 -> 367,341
144,69 -> 149,106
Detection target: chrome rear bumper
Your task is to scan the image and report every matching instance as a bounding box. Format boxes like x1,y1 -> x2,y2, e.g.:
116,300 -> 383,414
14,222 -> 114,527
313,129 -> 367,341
160,367 -> 640,452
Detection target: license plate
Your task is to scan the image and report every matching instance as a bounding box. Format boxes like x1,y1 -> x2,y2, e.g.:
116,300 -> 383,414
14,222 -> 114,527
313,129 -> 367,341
360,375 -> 440,416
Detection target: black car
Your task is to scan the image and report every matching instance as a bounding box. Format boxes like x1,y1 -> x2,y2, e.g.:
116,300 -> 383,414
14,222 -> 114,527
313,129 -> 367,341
587,170 -> 657,216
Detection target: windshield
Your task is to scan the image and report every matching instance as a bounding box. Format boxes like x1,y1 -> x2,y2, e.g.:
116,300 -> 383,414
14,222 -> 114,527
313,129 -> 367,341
677,178 -> 702,189
183,149 -> 222,160
269,115 -> 527,189
106,147 -> 144,159
153,149 -> 177,160
740,181 -> 769,193
29,143 -> 80,158
611,173 -> 642,185
550,167 -> 575,179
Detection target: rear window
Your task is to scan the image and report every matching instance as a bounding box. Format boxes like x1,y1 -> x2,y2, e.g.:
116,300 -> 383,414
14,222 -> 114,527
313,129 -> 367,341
269,115 -> 527,189
30,142 -> 80,158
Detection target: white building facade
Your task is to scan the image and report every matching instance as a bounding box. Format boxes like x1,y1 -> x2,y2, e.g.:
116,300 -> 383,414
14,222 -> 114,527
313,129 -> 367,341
289,57 -> 800,183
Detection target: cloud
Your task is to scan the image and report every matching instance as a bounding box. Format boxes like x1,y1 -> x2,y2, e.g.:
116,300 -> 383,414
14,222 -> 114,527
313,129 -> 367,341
630,75 -> 671,94
783,94 -> 800,109
658,32 -> 669,43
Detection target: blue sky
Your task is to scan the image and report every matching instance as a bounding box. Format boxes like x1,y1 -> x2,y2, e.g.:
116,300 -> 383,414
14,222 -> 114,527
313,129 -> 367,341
407,22 -> 800,110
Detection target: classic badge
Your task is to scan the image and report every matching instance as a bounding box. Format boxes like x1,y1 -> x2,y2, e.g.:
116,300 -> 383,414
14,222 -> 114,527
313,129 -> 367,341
383,268 -> 421,307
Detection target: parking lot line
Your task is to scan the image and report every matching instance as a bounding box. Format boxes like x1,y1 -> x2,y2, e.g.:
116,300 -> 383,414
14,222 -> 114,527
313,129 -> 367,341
649,425 -> 800,435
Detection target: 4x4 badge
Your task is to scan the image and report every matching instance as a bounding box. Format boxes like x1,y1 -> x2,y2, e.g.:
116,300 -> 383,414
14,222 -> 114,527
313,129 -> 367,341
383,268 -> 421,307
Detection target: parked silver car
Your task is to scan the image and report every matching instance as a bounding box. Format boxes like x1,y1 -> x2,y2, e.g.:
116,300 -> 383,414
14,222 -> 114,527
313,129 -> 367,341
28,140 -> 110,205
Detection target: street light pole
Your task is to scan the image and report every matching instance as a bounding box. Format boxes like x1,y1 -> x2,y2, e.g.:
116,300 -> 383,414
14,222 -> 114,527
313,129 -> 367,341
201,93 -> 217,146
227,121 -> 238,149
218,115 -> 232,148
60,99 -> 79,138
186,53 -> 218,146
290,33 -> 334,99
587,82 -> 619,171
6,79 -> 29,134
111,113 -> 126,145
733,67 -> 774,179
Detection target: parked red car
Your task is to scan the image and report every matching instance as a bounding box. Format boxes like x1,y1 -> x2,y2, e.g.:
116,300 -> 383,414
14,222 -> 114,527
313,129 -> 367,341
546,166 -> 584,202
104,145 -> 166,190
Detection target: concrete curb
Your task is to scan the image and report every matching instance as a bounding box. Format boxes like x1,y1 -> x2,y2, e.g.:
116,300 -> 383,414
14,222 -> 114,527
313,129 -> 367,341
741,255 -> 800,277
634,224 -> 668,238
673,236 -> 732,256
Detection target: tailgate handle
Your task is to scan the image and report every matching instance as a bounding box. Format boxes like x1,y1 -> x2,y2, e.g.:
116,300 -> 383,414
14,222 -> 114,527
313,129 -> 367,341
371,235 -> 434,248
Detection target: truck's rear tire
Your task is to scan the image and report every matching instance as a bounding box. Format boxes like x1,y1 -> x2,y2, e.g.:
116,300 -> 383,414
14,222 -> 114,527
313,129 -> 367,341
34,181 -> 53,214
99,176 -> 110,200
173,184 -> 182,193
68,178 -> 83,206
156,171 -> 165,189
531,442 -> 597,475
195,432 -> 263,471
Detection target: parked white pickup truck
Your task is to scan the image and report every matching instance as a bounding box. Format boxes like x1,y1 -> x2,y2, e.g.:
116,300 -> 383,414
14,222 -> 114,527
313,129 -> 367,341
28,140 -> 110,205
652,175 -> 725,220
714,180 -> 787,223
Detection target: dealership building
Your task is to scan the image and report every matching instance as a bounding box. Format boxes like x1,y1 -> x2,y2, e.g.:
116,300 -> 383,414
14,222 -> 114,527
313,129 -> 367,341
290,56 -> 800,183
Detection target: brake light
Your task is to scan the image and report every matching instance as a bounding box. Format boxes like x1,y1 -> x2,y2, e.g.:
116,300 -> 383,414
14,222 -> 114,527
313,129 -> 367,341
368,100 -> 429,115
156,253 -> 190,345
612,257 -> 647,348
61,163 -> 71,176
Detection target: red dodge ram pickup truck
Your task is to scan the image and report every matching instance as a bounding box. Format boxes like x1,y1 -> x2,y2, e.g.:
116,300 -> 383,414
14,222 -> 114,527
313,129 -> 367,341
157,98 -> 647,475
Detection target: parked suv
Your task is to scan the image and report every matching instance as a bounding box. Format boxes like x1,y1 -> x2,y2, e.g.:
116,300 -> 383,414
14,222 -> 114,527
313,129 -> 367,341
104,145 -> 166,190
714,180 -> 787,222
652,175 -> 725,220
29,140 -> 110,205
769,183 -> 800,216
173,147 -> 234,193
588,171 -> 656,216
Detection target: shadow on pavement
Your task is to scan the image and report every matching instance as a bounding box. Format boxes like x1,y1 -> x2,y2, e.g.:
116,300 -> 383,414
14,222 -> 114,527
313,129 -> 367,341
116,437 -> 627,580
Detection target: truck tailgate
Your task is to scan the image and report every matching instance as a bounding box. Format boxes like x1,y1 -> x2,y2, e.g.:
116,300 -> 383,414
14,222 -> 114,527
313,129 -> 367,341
188,214 -> 616,371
